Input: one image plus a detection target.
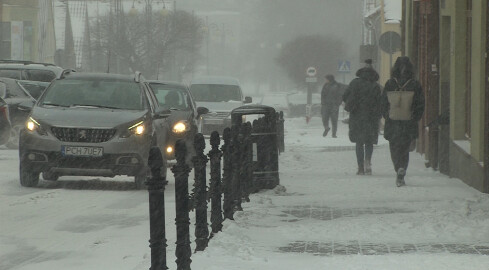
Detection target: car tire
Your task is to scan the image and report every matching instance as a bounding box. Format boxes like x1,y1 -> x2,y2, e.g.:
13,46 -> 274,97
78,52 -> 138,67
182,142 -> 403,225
6,124 -> 23,149
42,171 -> 59,181
19,162 -> 39,187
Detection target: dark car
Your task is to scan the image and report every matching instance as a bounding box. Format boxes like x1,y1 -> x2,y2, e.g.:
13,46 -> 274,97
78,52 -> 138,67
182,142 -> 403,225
0,97 -> 10,145
19,72 -> 170,188
0,60 -> 64,82
145,80 -> 208,164
0,77 -> 36,149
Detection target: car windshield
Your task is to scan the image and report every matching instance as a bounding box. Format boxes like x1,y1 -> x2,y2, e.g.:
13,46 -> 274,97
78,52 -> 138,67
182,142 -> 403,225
40,78 -> 143,110
190,84 -> 241,102
149,83 -> 190,110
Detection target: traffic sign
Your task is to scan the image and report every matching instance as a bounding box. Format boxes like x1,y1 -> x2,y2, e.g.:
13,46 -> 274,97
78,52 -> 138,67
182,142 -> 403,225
337,60 -> 351,73
379,31 -> 401,54
306,77 -> 317,83
306,66 -> 317,77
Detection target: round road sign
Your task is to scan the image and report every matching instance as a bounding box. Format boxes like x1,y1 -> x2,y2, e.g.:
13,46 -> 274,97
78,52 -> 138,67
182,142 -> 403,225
306,67 -> 317,77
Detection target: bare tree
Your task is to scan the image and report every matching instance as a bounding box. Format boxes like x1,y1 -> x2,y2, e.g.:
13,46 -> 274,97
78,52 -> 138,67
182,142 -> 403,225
91,9 -> 204,79
276,35 -> 345,87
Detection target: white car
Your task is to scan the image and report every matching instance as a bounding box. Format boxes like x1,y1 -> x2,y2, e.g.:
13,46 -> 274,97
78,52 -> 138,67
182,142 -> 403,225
189,76 -> 252,135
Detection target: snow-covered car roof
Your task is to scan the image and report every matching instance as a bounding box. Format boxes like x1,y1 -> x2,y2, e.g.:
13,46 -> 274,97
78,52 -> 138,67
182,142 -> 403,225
190,76 -> 240,86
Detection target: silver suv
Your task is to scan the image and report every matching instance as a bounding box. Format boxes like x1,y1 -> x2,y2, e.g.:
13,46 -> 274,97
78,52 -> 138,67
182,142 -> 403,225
0,60 -> 64,82
19,72 -> 169,188
189,76 -> 252,135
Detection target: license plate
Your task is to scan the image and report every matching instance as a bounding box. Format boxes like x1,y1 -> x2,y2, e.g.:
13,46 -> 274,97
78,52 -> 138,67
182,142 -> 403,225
62,146 -> 103,157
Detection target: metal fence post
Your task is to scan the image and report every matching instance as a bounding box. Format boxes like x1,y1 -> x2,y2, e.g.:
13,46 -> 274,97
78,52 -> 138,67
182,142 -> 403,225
208,131 -> 223,234
278,111 -> 285,153
147,147 -> 167,270
171,140 -> 192,270
244,122 -> 255,194
221,127 -> 234,220
238,123 -> 249,202
192,133 -> 209,252
231,124 -> 243,211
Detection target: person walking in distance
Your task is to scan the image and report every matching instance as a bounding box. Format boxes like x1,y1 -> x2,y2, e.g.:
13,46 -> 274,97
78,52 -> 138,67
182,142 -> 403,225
381,56 -> 425,187
320,74 -> 344,138
343,60 -> 381,175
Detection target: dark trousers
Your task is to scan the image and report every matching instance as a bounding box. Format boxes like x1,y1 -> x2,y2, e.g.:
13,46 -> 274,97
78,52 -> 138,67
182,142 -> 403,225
321,105 -> 339,135
389,140 -> 411,172
356,143 -> 373,168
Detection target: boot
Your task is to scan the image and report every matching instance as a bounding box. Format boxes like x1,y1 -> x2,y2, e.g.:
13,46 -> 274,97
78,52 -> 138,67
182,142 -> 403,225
396,168 -> 406,187
357,166 -> 365,175
364,160 -> 372,175
323,127 -> 330,137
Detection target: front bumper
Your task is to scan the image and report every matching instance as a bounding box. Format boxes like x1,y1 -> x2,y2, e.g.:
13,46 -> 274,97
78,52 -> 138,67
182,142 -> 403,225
201,117 -> 232,135
19,129 -> 152,177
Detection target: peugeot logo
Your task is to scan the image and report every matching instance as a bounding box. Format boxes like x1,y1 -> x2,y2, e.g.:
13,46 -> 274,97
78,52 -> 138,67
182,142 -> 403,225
78,130 -> 87,139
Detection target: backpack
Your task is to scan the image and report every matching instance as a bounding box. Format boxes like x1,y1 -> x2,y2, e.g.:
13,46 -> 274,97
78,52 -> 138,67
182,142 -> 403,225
386,79 -> 414,120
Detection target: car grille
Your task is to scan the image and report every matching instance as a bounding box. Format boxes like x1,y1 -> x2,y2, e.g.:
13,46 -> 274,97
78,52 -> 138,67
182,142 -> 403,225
51,127 -> 116,143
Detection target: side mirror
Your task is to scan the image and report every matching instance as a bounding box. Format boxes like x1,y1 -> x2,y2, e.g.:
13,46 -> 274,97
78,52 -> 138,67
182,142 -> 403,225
18,100 -> 35,112
154,108 -> 171,119
244,96 -> 252,104
197,107 -> 209,117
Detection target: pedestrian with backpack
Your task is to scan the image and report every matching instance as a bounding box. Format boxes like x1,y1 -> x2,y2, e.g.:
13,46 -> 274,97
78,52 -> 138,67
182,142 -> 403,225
381,56 -> 425,187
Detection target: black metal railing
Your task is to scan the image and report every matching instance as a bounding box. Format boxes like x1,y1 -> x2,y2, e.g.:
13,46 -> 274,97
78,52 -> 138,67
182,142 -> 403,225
146,106 -> 284,270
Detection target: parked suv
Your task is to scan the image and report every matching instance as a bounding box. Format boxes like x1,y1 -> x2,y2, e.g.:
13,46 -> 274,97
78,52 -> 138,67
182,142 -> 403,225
19,72 -> 170,188
0,60 -> 64,82
189,76 -> 251,135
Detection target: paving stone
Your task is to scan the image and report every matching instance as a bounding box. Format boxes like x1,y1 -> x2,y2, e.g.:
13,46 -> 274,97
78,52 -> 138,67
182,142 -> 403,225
278,241 -> 489,256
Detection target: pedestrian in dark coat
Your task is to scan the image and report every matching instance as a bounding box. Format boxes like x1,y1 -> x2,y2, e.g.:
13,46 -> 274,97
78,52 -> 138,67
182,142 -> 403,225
321,74 -> 344,138
381,56 -> 425,187
343,61 -> 381,175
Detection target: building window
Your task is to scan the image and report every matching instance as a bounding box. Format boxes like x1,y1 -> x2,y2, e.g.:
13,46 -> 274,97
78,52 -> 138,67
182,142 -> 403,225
0,22 -> 11,59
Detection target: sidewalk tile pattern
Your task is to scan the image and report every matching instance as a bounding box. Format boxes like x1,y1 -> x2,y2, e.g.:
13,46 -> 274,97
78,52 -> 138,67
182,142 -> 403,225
279,241 -> 489,256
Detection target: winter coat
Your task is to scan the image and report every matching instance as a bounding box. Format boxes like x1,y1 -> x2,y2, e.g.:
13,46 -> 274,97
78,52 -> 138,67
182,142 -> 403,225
343,68 -> 382,144
381,78 -> 425,143
321,81 -> 344,107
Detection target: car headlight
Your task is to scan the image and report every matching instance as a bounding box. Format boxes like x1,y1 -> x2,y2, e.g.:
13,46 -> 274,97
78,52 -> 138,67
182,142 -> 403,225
121,121 -> 145,138
130,121 -> 145,135
26,117 -> 47,135
172,121 -> 188,134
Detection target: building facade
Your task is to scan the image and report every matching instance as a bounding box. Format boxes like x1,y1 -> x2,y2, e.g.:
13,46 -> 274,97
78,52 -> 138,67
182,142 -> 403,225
0,0 -> 56,63
403,0 -> 489,193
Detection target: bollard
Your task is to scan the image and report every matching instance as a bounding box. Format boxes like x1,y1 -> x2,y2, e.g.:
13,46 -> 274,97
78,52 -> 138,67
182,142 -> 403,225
147,147 -> 168,270
208,131 -> 223,234
192,133 -> 209,252
221,127 -> 234,220
172,140 -> 192,270
231,124 -> 243,211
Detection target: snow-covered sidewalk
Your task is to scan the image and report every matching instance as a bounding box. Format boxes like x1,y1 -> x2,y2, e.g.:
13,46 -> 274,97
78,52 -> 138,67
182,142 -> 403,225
191,117 -> 489,270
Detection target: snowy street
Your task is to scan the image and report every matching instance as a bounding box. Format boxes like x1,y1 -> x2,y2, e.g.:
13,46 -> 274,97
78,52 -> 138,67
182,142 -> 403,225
1,116 -> 489,269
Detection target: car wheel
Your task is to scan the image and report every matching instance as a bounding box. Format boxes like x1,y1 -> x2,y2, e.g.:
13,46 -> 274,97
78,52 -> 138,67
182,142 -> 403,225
19,162 -> 39,187
42,171 -> 59,181
6,124 -> 23,149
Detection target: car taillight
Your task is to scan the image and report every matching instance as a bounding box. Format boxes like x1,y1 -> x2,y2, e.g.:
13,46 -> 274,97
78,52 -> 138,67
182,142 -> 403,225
0,106 -> 8,121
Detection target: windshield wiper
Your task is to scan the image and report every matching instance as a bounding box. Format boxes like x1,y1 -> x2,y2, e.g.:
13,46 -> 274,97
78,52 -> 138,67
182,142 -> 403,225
70,104 -> 121,110
42,103 -> 69,107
